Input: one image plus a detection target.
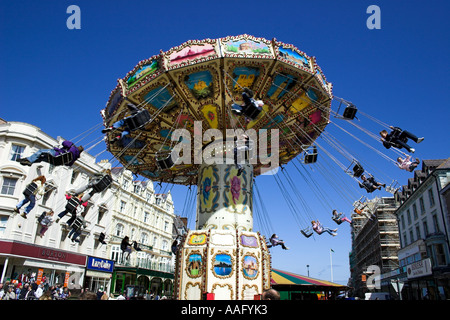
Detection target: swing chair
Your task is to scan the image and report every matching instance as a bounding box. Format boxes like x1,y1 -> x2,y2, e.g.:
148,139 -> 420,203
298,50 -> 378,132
331,215 -> 344,225
345,159 -> 364,177
386,180 -> 400,194
156,151 -> 176,170
334,98 -> 358,120
92,174 -> 113,193
98,232 -> 107,245
23,182 -> 38,197
65,197 -> 83,214
44,151 -> 74,167
300,145 -> 318,164
300,227 -> 313,238
123,109 -> 152,131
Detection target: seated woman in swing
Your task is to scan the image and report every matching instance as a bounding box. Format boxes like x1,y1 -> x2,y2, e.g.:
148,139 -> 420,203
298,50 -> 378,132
396,154 -> 420,172
358,174 -> 386,193
17,140 -> 83,167
69,169 -> 113,202
55,193 -> 88,225
311,220 -> 337,236
266,234 -> 289,250
14,176 -> 46,218
231,87 -> 264,120
103,103 -> 151,143
379,126 -> 424,154
332,209 -> 352,224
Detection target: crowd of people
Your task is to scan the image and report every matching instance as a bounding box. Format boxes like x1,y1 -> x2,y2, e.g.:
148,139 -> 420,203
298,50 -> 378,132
0,281 -> 70,300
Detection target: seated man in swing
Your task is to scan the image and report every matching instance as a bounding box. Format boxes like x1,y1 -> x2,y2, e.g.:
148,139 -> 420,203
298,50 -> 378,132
358,174 -> 386,193
332,209 -> 352,224
103,103 -> 151,143
266,234 -> 289,250
17,140 -> 83,167
311,220 -> 337,236
379,126 -> 424,154
69,169 -> 113,202
231,87 -> 264,120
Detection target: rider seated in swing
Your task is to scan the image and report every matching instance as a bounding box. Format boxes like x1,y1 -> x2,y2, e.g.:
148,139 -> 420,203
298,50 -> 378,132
17,140 -> 83,167
231,87 -> 264,120
234,134 -> 251,176
311,220 -> 337,236
358,174 -> 386,193
103,103 -> 151,143
332,210 -> 352,224
67,211 -> 87,243
69,169 -> 113,202
379,126 -> 424,154
55,193 -> 88,226
121,236 -> 133,262
396,154 -> 420,172
266,234 -> 289,250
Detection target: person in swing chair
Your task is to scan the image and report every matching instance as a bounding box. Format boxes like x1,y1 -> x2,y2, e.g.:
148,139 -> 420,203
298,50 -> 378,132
14,176 -> 46,218
17,140 -> 83,167
358,174 -> 386,193
379,126 -> 424,154
103,103 -> 151,144
266,234 -> 289,250
231,87 -> 264,120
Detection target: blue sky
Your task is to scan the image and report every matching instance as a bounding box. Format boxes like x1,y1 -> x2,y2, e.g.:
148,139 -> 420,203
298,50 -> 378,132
1,0 -> 449,285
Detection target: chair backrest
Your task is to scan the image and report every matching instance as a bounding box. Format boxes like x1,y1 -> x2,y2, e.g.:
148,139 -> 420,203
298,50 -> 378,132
342,105 -> 357,120
65,197 -> 82,213
92,175 -> 113,193
156,153 -> 175,170
301,229 -> 313,238
23,182 -> 38,197
332,216 -> 343,225
49,152 -> 73,166
124,109 -> 151,131
243,101 -> 262,120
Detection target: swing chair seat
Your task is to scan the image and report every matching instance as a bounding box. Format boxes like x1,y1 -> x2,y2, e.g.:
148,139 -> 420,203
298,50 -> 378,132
156,153 -> 176,170
124,109 -> 151,131
332,216 -> 344,225
92,175 -> 113,193
23,182 -> 38,197
346,160 -> 364,177
301,146 -> 318,164
45,152 -> 74,166
342,104 -> 357,120
300,229 -> 313,238
242,102 -> 262,120
65,197 -> 82,213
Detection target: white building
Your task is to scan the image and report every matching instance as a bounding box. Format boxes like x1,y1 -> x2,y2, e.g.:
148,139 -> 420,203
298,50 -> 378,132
393,158 -> 450,300
0,120 -> 176,297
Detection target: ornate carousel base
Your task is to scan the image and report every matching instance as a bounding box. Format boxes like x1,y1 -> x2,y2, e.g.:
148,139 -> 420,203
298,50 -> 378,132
174,229 -> 271,300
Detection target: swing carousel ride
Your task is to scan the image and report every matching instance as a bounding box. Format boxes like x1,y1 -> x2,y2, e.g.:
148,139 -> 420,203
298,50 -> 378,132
101,34 -> 335,300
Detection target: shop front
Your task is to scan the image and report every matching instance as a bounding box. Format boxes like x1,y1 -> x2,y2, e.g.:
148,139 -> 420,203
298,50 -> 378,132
84,256 -> 114,295
0,240 -> 86,289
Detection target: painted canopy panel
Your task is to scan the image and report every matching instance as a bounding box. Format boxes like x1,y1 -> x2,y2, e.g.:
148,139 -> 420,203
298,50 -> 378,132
102,34 -> 332,185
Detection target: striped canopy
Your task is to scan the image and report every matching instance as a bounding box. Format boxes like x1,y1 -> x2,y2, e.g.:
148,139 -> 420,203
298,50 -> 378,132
271,268 -> 345,287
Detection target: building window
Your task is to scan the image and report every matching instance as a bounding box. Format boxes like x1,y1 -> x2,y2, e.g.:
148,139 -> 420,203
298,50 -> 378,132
122,179 -> 129,190
115,223 -> 124,237
419,197 -> 425,215
111,245 -> 121,262
71,171 -> 79,184
0,216 -> 7,237
406,209 -> 412,225
1,177 -> 17,195
435,244 -> 447,266
423,220 -> 429,237
401,215 -> 405,230
144,211 -> 150,223
415,224 -> 421,240
140,232 -> 148,245
409,229 -> 414,243
10,144 -> 25,161
432,213 -> 440,233
412,204 -> 418,220
119,201 -> 126,213
164,221 -> 169,232
428,189 -> 435,207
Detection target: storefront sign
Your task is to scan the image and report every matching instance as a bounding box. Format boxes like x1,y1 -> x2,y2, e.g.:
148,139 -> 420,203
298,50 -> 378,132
407,258 -> 432,279
36,268 -> 44,285
40,248 -> 67,261
64,272 -> 70,287
87,256 -> 114,273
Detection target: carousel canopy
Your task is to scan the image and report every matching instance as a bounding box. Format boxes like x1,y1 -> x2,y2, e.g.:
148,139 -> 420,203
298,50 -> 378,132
103,34 -> 332,185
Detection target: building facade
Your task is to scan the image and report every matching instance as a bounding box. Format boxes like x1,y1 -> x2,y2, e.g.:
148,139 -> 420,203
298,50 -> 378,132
0,121 -> 177,298
348,196 -> 400,298
392,158 -> 450,300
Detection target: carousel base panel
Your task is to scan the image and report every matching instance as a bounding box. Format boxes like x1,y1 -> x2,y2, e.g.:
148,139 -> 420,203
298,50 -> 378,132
174,229 -> 271,300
